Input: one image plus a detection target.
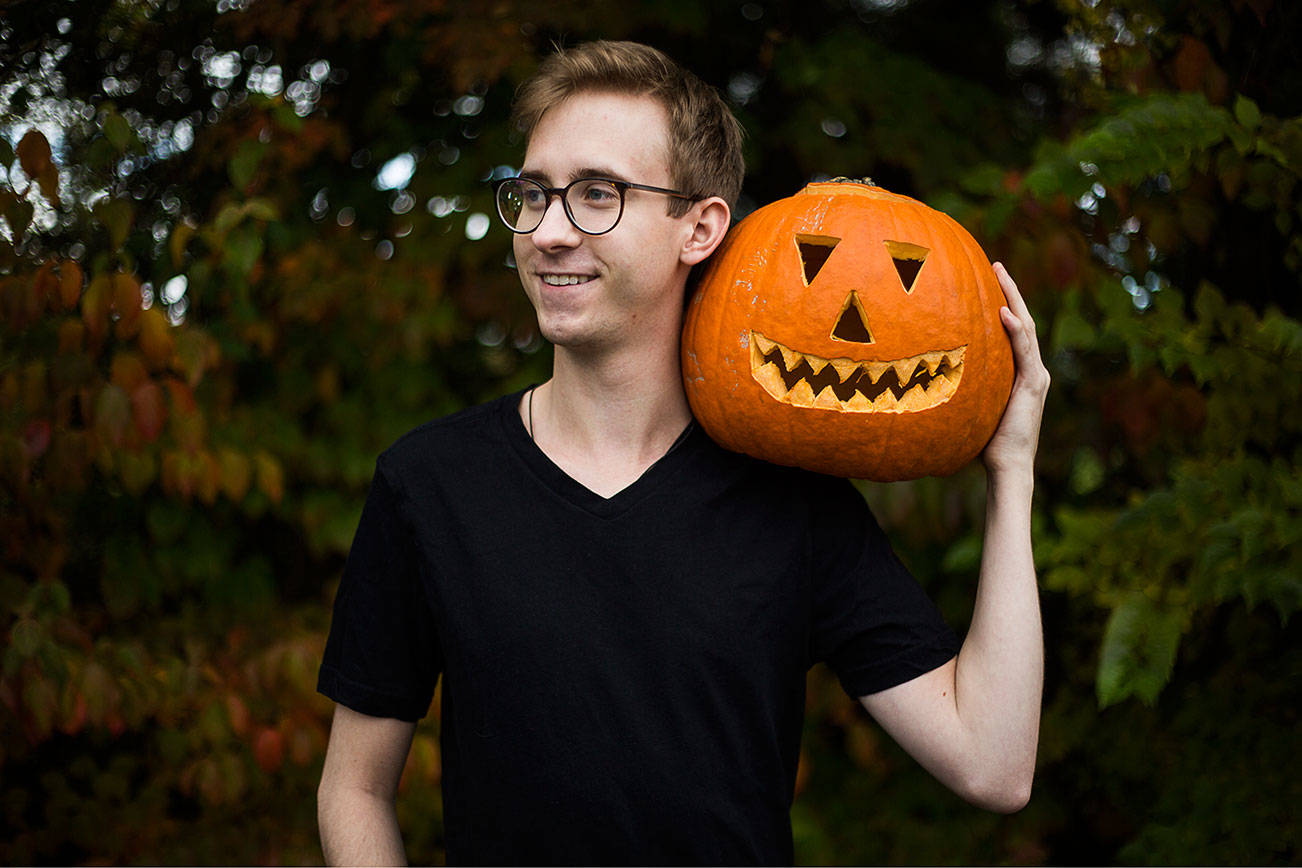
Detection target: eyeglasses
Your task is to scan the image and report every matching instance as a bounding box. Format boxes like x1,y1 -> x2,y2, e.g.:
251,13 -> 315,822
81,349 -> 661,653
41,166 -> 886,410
493,176 -> 698,236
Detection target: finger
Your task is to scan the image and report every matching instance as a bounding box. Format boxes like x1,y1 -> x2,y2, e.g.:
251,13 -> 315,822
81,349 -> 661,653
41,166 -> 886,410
992,262 -> 1033,323
999,303 -> 1048,375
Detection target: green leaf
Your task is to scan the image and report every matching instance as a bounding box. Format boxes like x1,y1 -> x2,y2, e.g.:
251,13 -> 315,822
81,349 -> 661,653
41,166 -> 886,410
0,191 -> 33,239
93,198 -> 135,251
1233,95 -> 1261,130
224,225 -> 264,278
227,140 -> 268,190
103,112 -> 135,152
1069,448 -> 1105,495
1097,595 -> 1184,708
243,198 -> 280,222
10,617 -> 44,657
940,534 -> 981,574
1052,308 -> 1097,353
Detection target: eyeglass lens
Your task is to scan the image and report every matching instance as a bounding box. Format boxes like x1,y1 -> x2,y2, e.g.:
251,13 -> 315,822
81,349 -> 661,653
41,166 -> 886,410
496,178 -> 624,235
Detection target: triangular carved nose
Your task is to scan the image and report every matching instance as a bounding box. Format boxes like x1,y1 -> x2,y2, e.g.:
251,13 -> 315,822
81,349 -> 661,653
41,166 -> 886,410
832,292 -> 874,343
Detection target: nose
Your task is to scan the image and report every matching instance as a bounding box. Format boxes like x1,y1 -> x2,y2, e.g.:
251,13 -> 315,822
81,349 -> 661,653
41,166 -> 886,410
529,194 -> 582,251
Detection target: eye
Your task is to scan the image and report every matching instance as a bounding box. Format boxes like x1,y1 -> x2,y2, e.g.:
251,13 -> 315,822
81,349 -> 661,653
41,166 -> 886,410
795,233 -> 840,285
520,185 -> 547,208
574,180 -> 620,207
884,240 -> 929,293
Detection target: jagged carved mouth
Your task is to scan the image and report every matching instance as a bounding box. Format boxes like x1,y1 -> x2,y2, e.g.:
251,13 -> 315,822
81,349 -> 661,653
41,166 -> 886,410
749,331 -> 965,413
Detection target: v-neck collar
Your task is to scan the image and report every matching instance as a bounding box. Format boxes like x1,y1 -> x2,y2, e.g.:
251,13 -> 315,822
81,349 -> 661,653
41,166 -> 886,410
498,387 -> 701,520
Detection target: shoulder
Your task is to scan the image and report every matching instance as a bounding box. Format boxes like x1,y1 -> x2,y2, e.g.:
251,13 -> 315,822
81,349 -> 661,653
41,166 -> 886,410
375,390 -> 524,483
692,431 -> 864,513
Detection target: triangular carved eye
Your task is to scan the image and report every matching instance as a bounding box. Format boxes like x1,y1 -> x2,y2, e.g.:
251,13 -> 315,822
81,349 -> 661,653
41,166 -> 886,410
884,240 -> 929,293
796,234 -> 840,285
831,291 -> 874,343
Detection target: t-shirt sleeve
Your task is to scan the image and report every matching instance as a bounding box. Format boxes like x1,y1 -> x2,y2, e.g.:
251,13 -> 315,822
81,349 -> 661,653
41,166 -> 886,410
808,476 -> 959,699
317,459 -> 442,721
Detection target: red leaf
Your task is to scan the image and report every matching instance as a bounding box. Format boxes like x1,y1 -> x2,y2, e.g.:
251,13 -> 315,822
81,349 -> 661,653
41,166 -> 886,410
58,261 -> 83,310
131,380 -> 167,443
16,129 -> 52,179
32,262 -> 58,312
111,272 -> 142,338
253,726 -> 285,773
138,306 -> 175,369
21,419 -> 51,459
81,275 -> 111,343
94,384 -> 131,448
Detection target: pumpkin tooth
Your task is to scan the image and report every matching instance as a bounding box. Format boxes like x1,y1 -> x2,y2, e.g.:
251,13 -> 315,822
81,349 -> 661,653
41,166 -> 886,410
947,346 -> 966,367
892,357 -> 917,385
754,361 -> 786,397
898,383 -> 929,411
806,354 -> 830,376
753,332 -> 776,355
830,358 -> 858,382
865,360 -> 891,384
844,392 -> 873,412
787,380 -> 816,406
923,351 -> 943,376
870,390 -> 897,411
813,385 -> 841,409
779,345 -> 802,372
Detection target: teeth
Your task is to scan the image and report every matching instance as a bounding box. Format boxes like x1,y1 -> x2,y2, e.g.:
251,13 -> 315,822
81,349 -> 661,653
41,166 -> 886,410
892,357 -> 916,385
754,361 -> 786,396
747,337 -> 966,413
831,358 -> 858,382
787,380 -> 816,405
898,383 -> 929,411
779,345 -> 802,372
866,360 -> 891,384
814,385 -> 841,409
542,274 -> 593,286
845,393 -> 873,412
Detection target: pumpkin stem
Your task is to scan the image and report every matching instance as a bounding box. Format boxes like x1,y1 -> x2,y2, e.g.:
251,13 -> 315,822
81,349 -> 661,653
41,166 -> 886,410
829,176 -> 875,186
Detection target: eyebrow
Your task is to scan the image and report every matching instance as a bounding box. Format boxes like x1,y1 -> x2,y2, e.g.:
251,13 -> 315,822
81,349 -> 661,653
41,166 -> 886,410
517,166 -> 633,185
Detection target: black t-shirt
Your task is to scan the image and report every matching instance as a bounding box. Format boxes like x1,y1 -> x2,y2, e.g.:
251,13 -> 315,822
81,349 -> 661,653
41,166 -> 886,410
317,390 -> 958,865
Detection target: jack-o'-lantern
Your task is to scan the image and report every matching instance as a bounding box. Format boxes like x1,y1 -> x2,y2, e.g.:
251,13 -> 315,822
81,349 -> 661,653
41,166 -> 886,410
682,179 -> 1014,481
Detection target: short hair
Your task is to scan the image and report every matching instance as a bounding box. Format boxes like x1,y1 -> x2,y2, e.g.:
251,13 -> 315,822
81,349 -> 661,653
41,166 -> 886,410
511,40 -> 745,216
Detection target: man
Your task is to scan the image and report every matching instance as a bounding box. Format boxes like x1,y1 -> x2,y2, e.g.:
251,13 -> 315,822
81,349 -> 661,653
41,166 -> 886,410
316,40 -> 1048,866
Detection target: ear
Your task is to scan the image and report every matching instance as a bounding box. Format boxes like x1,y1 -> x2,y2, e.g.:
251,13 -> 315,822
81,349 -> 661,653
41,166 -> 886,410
679,196 -> 732,266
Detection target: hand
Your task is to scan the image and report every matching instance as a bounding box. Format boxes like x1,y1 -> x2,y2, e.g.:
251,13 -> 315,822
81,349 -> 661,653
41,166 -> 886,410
982,263 -> 1050,477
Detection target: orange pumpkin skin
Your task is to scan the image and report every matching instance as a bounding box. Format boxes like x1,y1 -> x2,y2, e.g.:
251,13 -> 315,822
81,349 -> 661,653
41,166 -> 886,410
682,180 -> 1014,481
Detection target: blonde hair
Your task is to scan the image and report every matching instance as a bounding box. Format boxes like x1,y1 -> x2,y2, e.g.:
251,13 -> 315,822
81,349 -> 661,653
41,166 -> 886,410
511,40 -> 745,216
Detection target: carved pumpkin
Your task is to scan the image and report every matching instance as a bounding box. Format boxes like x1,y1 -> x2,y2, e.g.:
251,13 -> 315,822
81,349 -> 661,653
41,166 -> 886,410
682,179 -> 1014,481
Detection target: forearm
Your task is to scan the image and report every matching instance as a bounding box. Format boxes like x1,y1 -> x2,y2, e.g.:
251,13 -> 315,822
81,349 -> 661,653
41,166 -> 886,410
318,783 -> 407,867
953,464 -> 1043,803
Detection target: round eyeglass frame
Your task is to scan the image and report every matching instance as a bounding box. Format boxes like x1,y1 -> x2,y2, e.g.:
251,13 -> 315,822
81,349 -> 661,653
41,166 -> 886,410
492,176 -> 698,236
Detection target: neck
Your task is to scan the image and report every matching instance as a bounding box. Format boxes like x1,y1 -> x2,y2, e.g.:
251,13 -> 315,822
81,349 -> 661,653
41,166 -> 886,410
523,320 -> 692,497
546,332 -> 690,455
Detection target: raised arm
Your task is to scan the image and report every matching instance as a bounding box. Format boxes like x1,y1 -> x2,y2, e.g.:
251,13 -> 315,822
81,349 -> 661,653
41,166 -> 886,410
859,263 -> 1049,812
318,703 -> 417,865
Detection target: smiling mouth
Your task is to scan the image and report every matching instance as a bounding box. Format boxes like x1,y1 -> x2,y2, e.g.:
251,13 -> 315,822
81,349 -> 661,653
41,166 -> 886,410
540,274 -> 595,286
749,331 -> 964,412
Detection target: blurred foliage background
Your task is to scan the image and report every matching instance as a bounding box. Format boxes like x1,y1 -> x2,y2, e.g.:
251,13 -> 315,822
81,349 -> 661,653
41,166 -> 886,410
1,0 -> 1299,863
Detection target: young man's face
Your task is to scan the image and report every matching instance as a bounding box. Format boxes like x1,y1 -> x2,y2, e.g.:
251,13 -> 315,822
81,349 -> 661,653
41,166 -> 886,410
514,90 -> 698,353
